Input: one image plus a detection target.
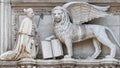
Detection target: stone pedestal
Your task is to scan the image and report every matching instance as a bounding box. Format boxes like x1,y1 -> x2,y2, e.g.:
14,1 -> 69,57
76,60 -> 100,68
36,60 -> 61,68
0,59 -> 120,68
101,59 -> 118,68
18,58 -> 36,68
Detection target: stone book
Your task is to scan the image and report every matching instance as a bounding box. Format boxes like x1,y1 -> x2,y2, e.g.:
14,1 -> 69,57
41,39 -> 63,59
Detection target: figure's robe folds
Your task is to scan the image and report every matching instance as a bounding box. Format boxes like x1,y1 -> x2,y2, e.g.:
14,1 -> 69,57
0,17 -> 36,60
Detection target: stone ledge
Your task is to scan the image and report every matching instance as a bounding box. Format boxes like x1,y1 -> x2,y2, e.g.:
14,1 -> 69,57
0,61 -> 18,66
9,0 -> 120,3
10,1 -> 120,7
0,59 -> 120,68
0,59 -> 119,65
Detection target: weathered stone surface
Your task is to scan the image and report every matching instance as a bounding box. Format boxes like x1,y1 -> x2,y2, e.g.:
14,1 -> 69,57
1,0 -> 120,58
0,59 -> 120,68
0,0 -> 120,68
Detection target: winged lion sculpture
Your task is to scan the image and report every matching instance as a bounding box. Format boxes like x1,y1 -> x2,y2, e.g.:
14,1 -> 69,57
52,2 -> 120,59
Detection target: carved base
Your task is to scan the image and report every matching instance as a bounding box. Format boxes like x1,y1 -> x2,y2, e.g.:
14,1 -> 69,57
0,59 -> 120,68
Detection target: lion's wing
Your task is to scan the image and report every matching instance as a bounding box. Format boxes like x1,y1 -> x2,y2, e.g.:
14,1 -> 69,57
63,2 -> 109,24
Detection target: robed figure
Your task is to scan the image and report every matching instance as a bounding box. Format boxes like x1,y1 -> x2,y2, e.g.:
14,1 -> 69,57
0,8 -> 36,60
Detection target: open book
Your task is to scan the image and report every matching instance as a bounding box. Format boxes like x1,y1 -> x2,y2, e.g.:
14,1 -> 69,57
41,39 -> 63,59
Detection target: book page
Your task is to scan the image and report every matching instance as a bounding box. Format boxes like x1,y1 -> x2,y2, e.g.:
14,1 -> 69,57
51,39 -> 63,57
41,41 -> 53,59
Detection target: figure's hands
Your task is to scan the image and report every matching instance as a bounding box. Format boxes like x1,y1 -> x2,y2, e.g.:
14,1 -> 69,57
45,35 -> 56,41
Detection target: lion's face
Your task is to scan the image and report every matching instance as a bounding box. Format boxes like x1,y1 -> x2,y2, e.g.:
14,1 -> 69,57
52,9 -> 64,23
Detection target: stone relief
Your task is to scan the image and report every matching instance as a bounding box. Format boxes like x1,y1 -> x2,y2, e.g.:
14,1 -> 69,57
0,8 -> 36,60
0,2 -> 120,62
41,35 -> 63,59
1,0 -> 120,68
51,2 -> 120,60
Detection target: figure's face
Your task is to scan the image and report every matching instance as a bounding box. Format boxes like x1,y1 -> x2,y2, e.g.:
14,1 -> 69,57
52,9 -> 63,23
27,11 -> 34,18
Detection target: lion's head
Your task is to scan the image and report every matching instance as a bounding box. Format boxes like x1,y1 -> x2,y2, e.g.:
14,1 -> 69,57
52,6 -> 72,26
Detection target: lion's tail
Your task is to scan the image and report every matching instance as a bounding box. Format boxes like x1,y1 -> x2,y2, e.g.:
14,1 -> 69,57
105,27 -> 120,47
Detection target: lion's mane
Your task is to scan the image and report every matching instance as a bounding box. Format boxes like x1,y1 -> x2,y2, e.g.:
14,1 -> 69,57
52,6 -> 72,42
